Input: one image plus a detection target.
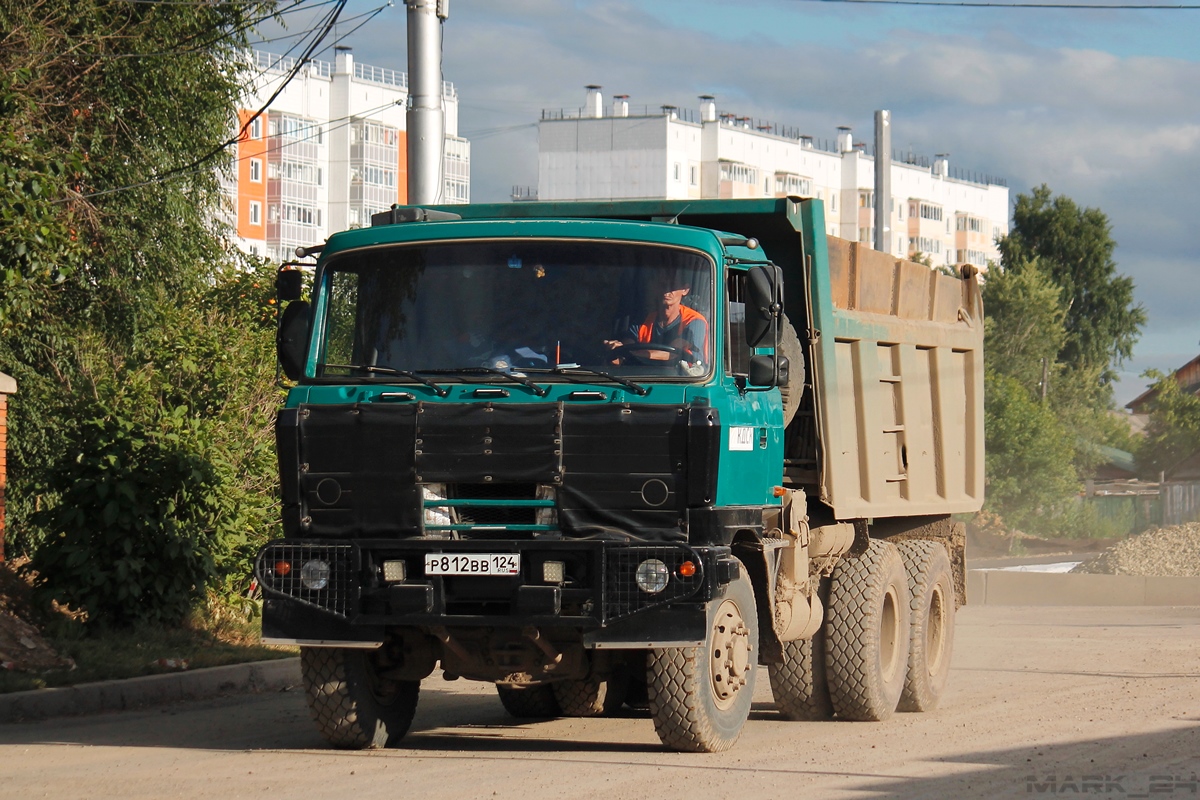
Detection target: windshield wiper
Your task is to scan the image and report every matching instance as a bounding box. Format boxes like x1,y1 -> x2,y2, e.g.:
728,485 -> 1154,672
524,366 -> 649,396
318,363 -> 448,396
420,367 -> 549,397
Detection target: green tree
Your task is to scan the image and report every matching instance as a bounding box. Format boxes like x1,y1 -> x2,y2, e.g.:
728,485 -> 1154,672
0,1 -> 283,624
998,185 -> 1146,378
983,371 -> 1079,532
982,257 -> 1065,397
1135,371 -> 1200,478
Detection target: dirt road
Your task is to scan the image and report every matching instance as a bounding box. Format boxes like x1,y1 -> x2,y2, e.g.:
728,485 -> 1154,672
1,606 -> 1198,799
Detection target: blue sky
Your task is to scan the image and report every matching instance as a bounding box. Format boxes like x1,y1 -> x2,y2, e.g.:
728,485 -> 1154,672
271,0 -> 1200,406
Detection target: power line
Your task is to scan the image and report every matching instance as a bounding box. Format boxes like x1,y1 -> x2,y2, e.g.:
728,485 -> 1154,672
461,122 -> 538,140
62,0 -> 348,203
249,3 -> 387,51
58,97 -> 403,205
310,2 -> 392,59
8,1 -> 338,60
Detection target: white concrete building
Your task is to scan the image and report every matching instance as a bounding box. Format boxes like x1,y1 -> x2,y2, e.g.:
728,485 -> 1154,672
225,48 -> 470,262
536,88 -> 1008,268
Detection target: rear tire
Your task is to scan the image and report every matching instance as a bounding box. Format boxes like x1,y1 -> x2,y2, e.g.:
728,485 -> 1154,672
300,647 -> 420,749
496,684 -> 561,718
553,676 -> 627,717
895,539 -> 956,712
769,632 -> 834,721
648,566 -> 758,752
778,313 -> 806,426
824,539 -> 910,721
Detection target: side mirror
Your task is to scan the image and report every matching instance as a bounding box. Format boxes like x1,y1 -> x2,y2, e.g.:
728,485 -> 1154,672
749,355 -> 789,388
745,264 -> 782,347
276,268 -> 304,302
277,300 -> 311,381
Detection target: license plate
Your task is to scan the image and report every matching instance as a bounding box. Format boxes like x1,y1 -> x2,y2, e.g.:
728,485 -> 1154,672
424,553 -> 520,576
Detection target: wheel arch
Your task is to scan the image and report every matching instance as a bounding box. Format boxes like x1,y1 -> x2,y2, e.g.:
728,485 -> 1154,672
730,527 -> 784,665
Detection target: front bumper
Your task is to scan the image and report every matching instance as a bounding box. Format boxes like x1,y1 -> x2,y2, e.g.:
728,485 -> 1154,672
256,538 -> 736,646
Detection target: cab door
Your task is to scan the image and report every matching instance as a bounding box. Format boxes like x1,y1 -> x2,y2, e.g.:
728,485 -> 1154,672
715,267 -> 784,507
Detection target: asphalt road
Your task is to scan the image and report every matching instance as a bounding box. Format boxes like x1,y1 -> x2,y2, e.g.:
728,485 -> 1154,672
2,606 -> 1198,800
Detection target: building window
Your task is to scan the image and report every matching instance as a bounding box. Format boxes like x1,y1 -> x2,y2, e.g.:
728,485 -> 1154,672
918,203 -> 943,222
249,117 -> 261,139
249,158 -> 262,183
690,166 -> 698,186
249,201 -> 261,226
674,163 -> 681,181
719,162 -> 759,185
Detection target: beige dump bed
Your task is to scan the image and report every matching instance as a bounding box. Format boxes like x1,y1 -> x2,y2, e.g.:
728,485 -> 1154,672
811,237 -> 985,520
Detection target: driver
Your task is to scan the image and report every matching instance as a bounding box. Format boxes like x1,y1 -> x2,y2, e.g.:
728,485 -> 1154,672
605,271 -> 709,365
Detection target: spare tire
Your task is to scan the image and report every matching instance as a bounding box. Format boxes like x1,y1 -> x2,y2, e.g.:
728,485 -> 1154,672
778,313 -> 806,426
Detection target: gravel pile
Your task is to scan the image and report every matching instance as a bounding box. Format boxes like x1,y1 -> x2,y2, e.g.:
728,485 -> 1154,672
1071,522 -> 1200,577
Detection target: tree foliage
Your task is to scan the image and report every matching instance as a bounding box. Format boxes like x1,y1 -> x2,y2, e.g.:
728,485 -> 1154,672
983,186 -> 1146,534
998,184 -> 1145,377
0,1 -> 282,624
983,371 -> 1078,532
1135,371 -> 1200,478
982,257 -> 1065,397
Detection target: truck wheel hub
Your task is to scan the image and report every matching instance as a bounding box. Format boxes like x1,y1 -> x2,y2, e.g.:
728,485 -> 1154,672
709,598 -> 751,708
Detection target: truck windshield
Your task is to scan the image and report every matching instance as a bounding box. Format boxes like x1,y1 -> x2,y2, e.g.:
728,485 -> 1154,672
317,239 -> 714,381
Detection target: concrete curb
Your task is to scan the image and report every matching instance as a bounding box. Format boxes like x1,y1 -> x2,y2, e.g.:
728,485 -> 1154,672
968,570 -> 1200,606
0,657 -> 301,724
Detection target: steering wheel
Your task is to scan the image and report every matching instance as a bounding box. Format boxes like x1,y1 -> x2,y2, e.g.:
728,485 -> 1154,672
610,343 -> 680,366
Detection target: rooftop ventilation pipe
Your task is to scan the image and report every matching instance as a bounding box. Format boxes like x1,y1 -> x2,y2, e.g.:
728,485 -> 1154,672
585,85 -> 603,118
613,94 -> 629,117
699,95 -> 717,123
837,126 -> 853,153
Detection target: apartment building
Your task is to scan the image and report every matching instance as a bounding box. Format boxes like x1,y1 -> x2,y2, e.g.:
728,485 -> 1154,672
225,48 -> 470,262
536,88 -> 1008,268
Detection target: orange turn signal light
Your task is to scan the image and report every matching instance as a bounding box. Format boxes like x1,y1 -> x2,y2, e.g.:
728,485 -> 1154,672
274,560 -> 292,577
772,486 -> 787,497
678,560 -> 697,578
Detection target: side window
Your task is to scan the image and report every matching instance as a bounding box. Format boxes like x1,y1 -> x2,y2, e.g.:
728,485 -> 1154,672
726,270 -> 753,376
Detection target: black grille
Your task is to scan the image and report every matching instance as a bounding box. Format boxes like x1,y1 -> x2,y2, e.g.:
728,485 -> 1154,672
604,546 -> 705,621
449,483 -> 538,525
256,543 -> 355,616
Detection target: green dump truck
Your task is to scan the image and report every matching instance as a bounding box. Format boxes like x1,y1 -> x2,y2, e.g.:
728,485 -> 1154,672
259,197 -> 984,752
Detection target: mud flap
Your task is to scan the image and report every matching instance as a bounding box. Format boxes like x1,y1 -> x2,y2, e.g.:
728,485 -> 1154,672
733,540 -> 785,665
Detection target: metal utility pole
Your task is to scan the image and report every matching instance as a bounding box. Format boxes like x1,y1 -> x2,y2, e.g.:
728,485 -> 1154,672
873,110 -> 892,255
406,0 -> 448,204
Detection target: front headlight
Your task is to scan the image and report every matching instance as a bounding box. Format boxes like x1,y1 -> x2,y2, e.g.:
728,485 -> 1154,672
634,559 -> 670,594
300,559 -> 331,590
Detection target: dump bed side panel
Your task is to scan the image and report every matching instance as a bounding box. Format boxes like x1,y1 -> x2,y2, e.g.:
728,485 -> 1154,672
799,201 -> 984,520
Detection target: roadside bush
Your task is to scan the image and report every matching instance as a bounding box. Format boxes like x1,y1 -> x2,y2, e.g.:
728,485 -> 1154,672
984,371 -> 1079,531
27,408 -> 243,627
1035,498 -> 1135,540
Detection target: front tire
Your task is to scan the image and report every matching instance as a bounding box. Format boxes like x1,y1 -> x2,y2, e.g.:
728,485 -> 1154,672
825,539 -> 910,721
300,647 -> 420,749
553,676 -> 627,717
648,566 -> 758,752
895,539 -> 956,712
496,684 -> 561,718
